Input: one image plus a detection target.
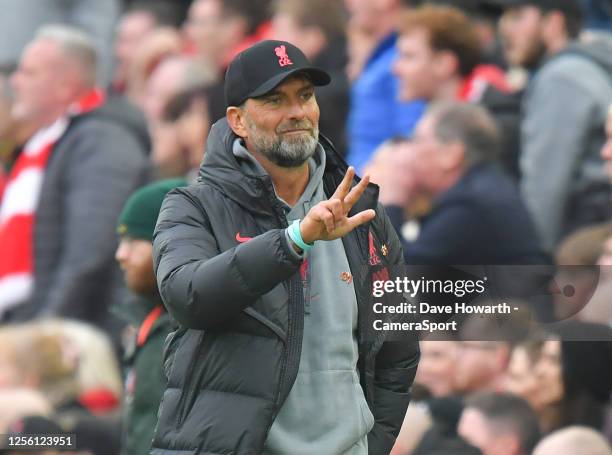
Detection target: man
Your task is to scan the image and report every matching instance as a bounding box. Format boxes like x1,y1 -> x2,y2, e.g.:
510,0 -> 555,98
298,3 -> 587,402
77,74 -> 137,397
392,5 -> 520,178
368,102 -> 544,265
185,0 -> 273,121
344,0 -> 425,174
112,0 -> 183,95
272,0 -> 350,156
150,40 -> 420,454
0,26 -> 148,328
458,392 -> 541,455
498,0 -> 612,250
142,56 -> 215,179
114,179 -> 185,455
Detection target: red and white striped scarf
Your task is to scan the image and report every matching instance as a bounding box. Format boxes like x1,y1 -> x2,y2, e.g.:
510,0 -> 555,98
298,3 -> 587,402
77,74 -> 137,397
0,89 -> 105,314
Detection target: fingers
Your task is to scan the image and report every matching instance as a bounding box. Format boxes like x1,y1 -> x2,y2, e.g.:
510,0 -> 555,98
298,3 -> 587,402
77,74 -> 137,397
312,204 -> 336,234
328,199 -> 344,229
344,174 -> 370,210
346,209 -> 376,230
331,166 -> 355,200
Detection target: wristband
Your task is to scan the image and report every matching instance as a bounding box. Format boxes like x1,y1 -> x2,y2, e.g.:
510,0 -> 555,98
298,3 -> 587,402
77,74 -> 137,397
287,219 -> 314,252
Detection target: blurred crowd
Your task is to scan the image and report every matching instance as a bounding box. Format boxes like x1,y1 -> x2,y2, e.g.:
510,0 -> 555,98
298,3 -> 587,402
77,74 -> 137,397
0,0 -> 612,454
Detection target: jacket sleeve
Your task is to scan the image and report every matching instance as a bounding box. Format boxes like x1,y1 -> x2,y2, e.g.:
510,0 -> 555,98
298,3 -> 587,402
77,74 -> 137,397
520,68 -> 599,251
153,189 -> 302,330
368,204 -> 420,455
40,119 -> 147,319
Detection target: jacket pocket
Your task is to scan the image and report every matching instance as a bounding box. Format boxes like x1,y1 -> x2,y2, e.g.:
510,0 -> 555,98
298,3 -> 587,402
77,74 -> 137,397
175,330 -> 206,426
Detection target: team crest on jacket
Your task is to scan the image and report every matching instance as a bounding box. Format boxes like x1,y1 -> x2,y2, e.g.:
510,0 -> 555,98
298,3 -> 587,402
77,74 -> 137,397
275,45 -> 293,67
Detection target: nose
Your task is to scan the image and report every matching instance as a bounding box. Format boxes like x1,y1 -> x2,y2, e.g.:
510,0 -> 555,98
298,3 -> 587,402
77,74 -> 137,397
287,99 -> 306,121
115,240 -> 129,264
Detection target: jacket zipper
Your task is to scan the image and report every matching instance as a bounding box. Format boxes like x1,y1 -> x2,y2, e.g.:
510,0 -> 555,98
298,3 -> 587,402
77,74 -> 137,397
260,190 -> 305,446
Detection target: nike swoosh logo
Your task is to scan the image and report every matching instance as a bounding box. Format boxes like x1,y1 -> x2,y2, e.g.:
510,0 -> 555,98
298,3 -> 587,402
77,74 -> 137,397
235,232 -> 253,243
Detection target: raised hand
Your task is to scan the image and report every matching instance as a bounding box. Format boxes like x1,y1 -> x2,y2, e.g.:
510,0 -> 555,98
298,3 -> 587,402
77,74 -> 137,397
300,167 -> 376,243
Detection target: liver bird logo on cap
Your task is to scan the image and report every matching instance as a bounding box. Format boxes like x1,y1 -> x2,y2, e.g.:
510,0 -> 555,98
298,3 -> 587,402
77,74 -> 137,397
275,45 -> 293,67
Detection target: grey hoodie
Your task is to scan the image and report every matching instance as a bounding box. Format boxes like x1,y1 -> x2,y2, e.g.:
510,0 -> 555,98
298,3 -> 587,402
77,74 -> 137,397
232,140 -> 373,455
520,36 -> 612,251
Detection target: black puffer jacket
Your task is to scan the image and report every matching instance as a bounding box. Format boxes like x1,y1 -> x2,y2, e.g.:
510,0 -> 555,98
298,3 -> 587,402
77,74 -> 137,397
150,119 -> 420,455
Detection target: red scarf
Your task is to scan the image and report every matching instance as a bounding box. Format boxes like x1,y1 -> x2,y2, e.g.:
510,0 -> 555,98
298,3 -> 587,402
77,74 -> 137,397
0,89 -> 105,314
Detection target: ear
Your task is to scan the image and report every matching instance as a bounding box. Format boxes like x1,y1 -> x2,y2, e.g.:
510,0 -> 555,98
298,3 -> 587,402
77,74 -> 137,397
226,105 -> 248,138
435,50 -> 460,79
442,141 -> 465,170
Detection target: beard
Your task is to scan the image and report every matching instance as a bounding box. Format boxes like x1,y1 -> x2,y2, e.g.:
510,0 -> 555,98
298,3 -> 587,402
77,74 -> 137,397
245,115 -> 319,168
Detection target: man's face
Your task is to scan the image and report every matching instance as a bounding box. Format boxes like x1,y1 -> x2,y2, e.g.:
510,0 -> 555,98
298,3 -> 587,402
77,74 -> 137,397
408,114 -> 460,194
458,408 -> 514,455
115,237 -> 157,296
499,6 -> 546,68
143,58 -> 185,125
11,40 -> 71,124
454,341 -> 506,392
240,76 -> 320,168
115,11 -> 157,82
600,108 -> 612,179
394,29 -> 443,102
415,340 -> 459,397
343,0 -> 388,32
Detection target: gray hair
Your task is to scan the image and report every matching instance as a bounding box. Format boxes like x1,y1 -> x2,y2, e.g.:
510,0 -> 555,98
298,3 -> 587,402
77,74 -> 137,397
35,24 -> 98,86
428,101 -> 500,168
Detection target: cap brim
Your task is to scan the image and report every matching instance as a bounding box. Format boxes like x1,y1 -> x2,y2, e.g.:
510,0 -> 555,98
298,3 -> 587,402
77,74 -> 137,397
248,67 -> 331,99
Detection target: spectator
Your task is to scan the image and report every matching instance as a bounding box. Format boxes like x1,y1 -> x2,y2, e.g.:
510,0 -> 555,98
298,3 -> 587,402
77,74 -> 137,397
533,426 -> 612,455
160,85 -> 213,181
369,101 -> 545,265
111,0 -> 184,95
503,340 -> 544,412
37,319 -> 122,416
142,56 -> 215,126
498,0 -> 612,251
185,0 -> 274,121
412,397 -> 483,455
185,0 -> 273,75
393,4 -> 522,178
124,27 -> 185,110
454,341 -> 511,394
423,0 -> 507,66
0,26 -> 148,331
458,392 -> 541,455
272,0 -> 350,157
114,179 -> 185,455
142,56 -> 215,178
415,336 -> 460,397
344,0 -> 426,174
394,5 -> 509,104
535,321 -> 612,433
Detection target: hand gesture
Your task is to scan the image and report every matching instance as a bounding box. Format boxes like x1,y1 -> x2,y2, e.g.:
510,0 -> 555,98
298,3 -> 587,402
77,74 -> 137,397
300,167 -> 376,243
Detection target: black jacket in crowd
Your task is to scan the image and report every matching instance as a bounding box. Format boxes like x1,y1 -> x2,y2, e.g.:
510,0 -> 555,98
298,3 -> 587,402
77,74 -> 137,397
150,118 -> 420,454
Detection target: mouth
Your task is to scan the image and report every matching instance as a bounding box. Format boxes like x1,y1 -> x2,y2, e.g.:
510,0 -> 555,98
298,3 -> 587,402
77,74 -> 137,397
280,129 -> 311,135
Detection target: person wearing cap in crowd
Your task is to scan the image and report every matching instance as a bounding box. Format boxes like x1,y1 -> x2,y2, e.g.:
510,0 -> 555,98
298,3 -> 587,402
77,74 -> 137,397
149,40 -> 420,454
497,0 -> 612,251
114,178 -> 186,455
